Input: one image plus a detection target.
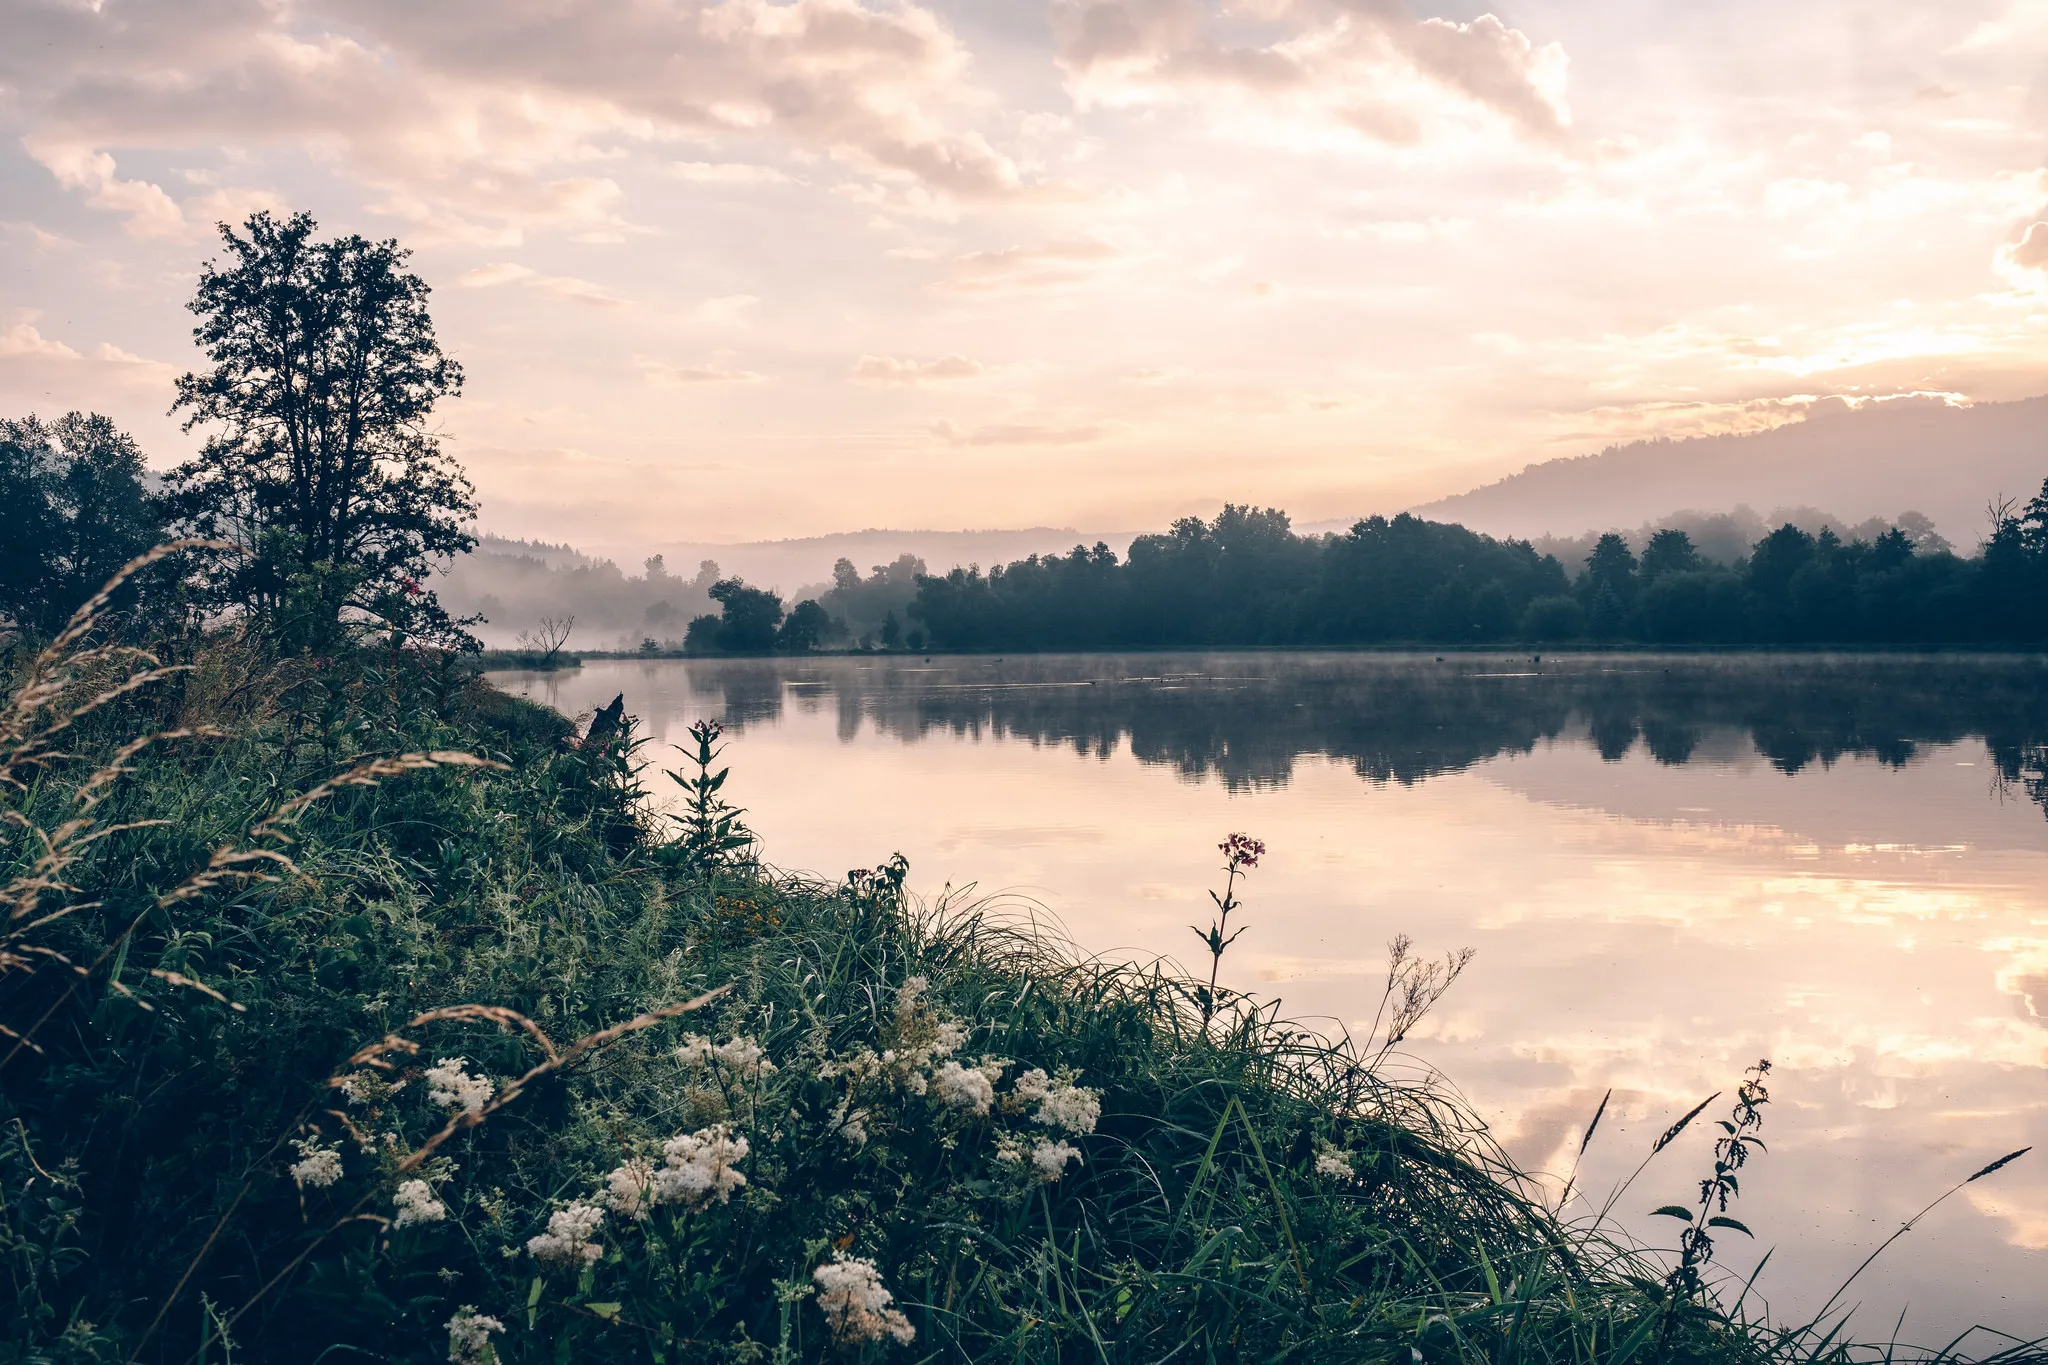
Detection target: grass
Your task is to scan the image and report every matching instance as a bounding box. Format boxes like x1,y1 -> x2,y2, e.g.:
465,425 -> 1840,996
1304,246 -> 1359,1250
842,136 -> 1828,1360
1,571 -> 2042,1363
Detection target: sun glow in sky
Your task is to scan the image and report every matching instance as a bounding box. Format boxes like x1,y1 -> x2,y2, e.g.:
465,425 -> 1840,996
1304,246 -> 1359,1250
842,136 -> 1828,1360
6,0 -> 2048,544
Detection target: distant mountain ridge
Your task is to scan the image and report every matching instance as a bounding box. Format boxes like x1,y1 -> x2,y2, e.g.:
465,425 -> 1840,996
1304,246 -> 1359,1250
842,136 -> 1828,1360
1409,394 -> 2048,545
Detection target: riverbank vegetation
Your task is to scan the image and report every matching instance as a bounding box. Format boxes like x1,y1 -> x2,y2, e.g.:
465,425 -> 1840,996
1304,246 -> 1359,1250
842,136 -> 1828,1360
7,587 -> 2038,1363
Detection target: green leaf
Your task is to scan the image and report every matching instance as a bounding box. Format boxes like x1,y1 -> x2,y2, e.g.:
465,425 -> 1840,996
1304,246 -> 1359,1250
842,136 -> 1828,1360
1651,1205 -> 1695,1220
586,1302 -> 622,1320
1707,1216 -> 1754,1237
526,1275 -> 543,1328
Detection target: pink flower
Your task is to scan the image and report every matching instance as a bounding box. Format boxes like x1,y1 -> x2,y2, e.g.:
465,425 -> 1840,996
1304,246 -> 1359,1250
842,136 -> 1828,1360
1219,833 -> 1264,869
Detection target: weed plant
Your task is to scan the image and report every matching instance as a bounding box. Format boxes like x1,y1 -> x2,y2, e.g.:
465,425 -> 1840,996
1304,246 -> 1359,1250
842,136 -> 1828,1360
1,564 -> 2041,1364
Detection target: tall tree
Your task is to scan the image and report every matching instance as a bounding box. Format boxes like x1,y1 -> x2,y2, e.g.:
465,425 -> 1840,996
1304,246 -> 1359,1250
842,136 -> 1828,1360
0,412 -> 164,636
167,210 -> 475,647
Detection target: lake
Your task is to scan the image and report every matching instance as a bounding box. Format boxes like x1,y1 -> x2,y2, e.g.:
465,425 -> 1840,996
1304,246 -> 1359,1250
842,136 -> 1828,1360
492,652 -> 2048,1342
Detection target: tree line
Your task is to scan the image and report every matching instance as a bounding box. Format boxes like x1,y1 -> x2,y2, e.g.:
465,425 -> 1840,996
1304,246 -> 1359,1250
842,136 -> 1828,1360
895,501 -> 2048,650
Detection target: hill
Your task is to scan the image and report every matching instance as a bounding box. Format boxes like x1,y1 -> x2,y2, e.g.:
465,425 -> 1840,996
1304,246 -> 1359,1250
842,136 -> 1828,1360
1411,394 -> 2048,544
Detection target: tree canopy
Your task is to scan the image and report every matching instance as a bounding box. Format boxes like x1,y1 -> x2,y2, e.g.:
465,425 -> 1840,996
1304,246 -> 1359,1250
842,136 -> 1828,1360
895,500 -> 2048,650
167,210 -> 475,647
0,411 -> 164,636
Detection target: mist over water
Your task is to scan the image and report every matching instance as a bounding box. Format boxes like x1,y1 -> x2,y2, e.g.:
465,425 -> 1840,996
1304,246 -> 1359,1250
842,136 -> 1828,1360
497,653 -> 2048,1340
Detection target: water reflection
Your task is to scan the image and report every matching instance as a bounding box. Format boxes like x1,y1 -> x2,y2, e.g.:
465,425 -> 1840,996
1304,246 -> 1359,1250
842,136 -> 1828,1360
668,652 -> 2048,794
494,653 -> 2048,1341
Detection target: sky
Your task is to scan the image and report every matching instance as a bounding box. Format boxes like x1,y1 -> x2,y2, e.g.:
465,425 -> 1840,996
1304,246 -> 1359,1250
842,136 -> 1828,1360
5,0 -> 2048,548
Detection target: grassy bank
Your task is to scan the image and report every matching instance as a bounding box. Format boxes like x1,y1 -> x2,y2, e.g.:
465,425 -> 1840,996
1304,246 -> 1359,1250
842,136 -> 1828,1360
0,610 -> 2032,1362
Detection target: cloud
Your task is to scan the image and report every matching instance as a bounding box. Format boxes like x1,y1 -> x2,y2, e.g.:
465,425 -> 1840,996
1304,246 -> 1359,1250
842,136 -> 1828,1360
0,318 -> 179,398
6,0 -> 1040,241
932,418 -> 1102,446
2004,220 -> 2048,273
1050,0 -> 1572,147
22,140 -> 184,239
943,238 -> 1121,294
691,294 -> 761,325
638,355 -> 764,386
851,353 -> 985,383
669,161 -> 798,186
458,262 -> 629,307
0,321 -> 82,362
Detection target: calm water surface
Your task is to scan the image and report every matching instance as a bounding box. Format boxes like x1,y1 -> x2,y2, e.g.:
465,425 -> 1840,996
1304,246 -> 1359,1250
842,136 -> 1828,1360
494,653 -> 2048,1340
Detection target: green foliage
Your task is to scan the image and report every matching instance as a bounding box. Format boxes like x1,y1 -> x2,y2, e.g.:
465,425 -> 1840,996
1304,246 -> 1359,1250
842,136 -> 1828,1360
688,578 -> 787,654
816,554 -> 925,647
0,412 -> 166,637
665,718 -> 756,871
167,210 -> 475,649
778,600 -> 831,653
900,498 -> 2048,649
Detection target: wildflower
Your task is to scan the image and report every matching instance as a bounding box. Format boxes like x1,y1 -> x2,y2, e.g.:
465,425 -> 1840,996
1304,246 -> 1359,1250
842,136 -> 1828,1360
831,1099 -> 870,1149
424,1058 -> 494,1117
932,1059 -> 995,1115
599,1157 -> 655,1220
527,1201 -> 605,1266
445,1306 -> 504,1365
336,1071 -> 380,1105
1220,832 -> 1265,869
931,1018 -> 967,1056
676,1033 -> 778,1078
1314,1144 -> 1356,1183
288,1139 -> 342,1189
813,1253 -> 915,1347
394,1179 -> 446,1228
1031,1138 -> 1084,1181
993,1134 -> 1027,1165
1012,1068 -> 1101,1135
652,1124 -> 749,1209
893,976 -> 929,1020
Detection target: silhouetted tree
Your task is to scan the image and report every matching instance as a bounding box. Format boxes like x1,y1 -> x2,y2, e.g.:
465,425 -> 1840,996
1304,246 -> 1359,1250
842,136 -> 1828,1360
779,599 -> 831,652
706,577 -> 784,652
1581,533 -> 1639,603
0,412 -> 165,636
1639,528 -> 1702,582
167,210 -> 474,649
899,503 -> 2000,651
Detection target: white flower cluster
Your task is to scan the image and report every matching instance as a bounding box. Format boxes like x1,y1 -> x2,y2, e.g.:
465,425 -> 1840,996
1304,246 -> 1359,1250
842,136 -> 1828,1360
1033,1139 -> 1084,1181
994,1133 -> 1085,1182
336,1071 -> 384,1105
599,1157 -> 656,1220
931,1059 -> 1004,1115
830,1098 -> 870,1149
676,1033 -> 778,1078
893,974 -> 931,1020
1314,1144 -> 1356,1183
658,1125 -> 750,1206
527,1200 -> 606,1266
394,1178 -> 446,1228
600,1124 -> 751,1218
445,1306 -> 505,1365
813,1253 -> 915,1347
425,1058 -> 495,1116
288,1138 -> 343,1189
1013,1068 -> 1101,1135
